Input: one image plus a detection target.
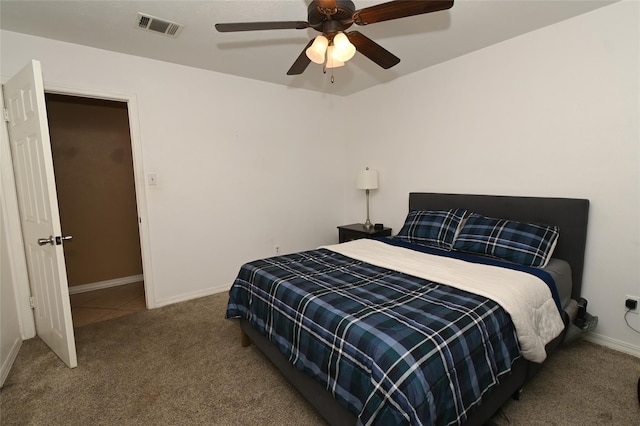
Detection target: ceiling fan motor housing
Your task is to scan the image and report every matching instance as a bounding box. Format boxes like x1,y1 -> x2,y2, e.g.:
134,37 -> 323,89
308,0 -> 356,31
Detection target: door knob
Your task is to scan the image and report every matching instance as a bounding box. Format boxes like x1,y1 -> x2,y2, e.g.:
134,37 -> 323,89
55,235 -> 73,245
38,235 -> 73,246
37,235 -> 55,246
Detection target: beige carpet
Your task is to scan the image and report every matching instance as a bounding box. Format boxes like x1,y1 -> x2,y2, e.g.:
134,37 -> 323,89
1,291 -> 638,425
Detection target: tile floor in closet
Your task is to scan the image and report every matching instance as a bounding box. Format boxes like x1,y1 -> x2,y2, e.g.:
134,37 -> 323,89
69,281 -> 145,328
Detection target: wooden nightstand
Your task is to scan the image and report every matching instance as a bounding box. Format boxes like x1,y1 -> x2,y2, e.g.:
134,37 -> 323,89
337,224 -> 392,243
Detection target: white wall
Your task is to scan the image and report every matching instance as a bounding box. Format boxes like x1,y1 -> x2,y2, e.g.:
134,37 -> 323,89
0,198 -> 23,386
0,205 -> 21,386
346,1 -> 640,355
0,31 -> 351,309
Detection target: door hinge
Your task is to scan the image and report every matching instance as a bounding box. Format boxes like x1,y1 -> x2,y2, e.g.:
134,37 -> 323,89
29,296 -> 35,309
2,108 -> 9,122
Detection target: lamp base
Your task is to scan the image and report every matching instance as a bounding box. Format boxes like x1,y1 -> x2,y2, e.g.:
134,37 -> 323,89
363,188 -> 373,231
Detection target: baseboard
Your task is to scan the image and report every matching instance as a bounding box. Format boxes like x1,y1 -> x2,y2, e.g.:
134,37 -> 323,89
0,337 -> 22,387
68,274 -> 144,294
584,332 -> 640,358
154,283 -> 230,308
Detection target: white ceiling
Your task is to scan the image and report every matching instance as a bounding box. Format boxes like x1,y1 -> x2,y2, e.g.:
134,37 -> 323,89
0,0 -> 617,96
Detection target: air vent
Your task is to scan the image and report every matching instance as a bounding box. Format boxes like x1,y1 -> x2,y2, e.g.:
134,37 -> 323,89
135,13 -> 183,38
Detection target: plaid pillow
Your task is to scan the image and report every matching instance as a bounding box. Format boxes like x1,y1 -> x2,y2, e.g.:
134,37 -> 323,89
395,209 -> 468,251
452,213 -> 559,267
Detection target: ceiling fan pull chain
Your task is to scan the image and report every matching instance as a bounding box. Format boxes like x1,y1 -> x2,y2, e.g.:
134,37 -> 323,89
320,62 -> 335,83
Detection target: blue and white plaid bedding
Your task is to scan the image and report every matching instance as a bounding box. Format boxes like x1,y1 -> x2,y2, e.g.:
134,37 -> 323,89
226,246 -> 522,425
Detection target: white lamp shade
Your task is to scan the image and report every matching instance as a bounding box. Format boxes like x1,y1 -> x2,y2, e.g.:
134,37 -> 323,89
306,35 -> 328,64
332,32 -> 356,62
326,46 -> 345,69
357,168 -> 378,190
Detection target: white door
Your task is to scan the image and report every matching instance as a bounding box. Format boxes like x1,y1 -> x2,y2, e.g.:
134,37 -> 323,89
2,60 -> 77,368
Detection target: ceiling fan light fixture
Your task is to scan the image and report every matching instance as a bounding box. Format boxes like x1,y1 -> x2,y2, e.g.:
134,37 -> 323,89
306,35 -> 329,64
326,45 -> 345,69
332,32 -> 356,62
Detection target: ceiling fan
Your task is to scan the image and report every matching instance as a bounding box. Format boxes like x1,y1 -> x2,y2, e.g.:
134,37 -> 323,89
215,0 -> 454,76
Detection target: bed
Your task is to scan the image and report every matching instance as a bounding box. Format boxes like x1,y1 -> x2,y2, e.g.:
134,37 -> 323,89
226,193 -> 589,425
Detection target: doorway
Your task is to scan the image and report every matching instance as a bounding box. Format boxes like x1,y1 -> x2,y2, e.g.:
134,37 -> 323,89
45,94 -> 146,327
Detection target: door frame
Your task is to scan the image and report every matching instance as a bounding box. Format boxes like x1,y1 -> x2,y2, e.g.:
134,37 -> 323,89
8,83 -> 155,334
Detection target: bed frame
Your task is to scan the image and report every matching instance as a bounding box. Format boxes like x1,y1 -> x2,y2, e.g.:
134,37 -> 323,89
239,193 -> 590,425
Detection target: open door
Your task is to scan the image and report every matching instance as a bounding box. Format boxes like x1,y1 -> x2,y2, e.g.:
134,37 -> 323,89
2,60 -> 77,368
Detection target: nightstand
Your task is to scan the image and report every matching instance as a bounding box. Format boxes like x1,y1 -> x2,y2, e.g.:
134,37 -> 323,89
337,224 -> 392,243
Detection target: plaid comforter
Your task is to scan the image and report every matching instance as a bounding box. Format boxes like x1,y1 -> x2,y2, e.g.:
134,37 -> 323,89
226,246 -> 521,425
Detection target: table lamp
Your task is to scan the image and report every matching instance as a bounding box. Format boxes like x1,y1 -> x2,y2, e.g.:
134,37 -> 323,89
356,167 -> 378,230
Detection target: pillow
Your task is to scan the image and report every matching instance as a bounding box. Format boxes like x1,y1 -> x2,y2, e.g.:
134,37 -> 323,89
452,213 -> 559,267
395,209 -> 468,250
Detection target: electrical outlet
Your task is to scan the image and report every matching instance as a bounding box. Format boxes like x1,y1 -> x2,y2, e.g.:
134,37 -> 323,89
275,245 -> 280,255
625,295 -> 639,313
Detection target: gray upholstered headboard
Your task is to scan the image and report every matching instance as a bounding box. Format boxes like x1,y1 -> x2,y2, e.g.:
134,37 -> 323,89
408,193 -> 589,300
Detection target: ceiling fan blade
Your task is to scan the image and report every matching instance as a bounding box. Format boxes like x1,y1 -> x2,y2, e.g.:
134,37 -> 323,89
215,21 -> 309,32
287,39 -> 314,75
353,0 -> 454,26
348,31 -> 400,69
